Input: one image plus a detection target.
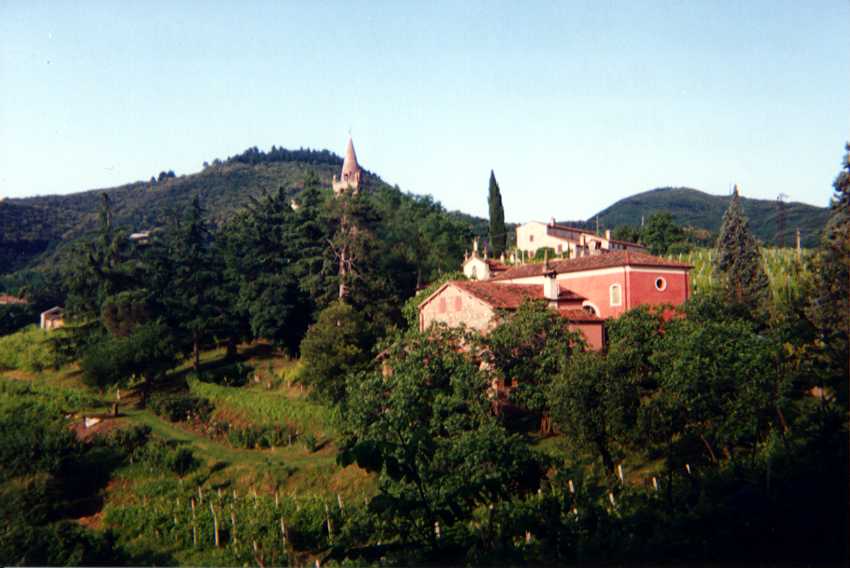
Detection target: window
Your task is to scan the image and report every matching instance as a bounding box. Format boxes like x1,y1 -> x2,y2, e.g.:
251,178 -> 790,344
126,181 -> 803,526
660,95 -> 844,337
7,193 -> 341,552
438,297 -> 446,314
556,244 -> 562,254
529,234 -> 534,242
454,296 -> 463,311
655,277 -> 667,291
470,265 -> 477,279
609,284 -> 622,307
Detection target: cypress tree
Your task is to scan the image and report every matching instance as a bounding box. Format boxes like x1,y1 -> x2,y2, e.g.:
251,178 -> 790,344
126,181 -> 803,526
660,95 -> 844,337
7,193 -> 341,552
714,186 -> 770,314
807,144 -> 850,387
488,170 -> 507,256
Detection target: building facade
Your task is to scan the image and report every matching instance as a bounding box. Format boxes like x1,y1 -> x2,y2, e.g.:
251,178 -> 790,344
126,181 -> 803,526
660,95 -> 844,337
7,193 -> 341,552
516,220 -> 645,258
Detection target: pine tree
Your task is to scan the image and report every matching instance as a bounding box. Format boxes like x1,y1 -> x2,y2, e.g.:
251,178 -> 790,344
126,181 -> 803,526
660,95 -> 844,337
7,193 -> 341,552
714,186 -> 770,314
488,170 -> 507,256
807,143 -> 850,390
165,196 -> 223,370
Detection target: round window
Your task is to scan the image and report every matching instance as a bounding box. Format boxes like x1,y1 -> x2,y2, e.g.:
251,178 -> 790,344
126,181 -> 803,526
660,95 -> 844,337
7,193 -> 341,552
655,277 -> 667,291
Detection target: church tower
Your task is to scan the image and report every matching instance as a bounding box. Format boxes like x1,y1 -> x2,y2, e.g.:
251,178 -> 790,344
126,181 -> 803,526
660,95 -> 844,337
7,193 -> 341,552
332,136 -> 362,196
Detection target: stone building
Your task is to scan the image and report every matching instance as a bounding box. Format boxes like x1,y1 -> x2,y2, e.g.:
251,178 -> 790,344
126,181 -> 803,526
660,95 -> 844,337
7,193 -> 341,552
418,273 -> 605,350
40,306 -> 65,331
516,219 -> 645,258
332,136 -> 362,196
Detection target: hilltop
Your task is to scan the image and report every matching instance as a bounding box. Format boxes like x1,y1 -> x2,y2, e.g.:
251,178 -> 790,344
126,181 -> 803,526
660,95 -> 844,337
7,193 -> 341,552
0,146 -> 490,275
587,186 -> 829,247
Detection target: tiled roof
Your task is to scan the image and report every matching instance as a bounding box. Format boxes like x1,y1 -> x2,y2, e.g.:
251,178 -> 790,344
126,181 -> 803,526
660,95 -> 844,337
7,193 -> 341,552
447,281 -> 595,323
491,250 -> 692,281
451,281 -> 543,309
485,259 -> 509,272
0,294 -> 27,305
547,222 -> 643,248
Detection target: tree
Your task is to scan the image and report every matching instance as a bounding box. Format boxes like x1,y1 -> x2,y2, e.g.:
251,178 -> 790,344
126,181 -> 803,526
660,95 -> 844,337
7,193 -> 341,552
298,301 -> 372,406
714,187 -> 770,316
340,326 -> 543,552
642,212 -> 685,255
162,196 -> 223,370
488,170 -> 507,256
220,187 -> 313,354
487,300 -> 583,430
807,143 -> 850,400
649,317 -> 786,464
612,225 -> 642,245
548,351 -> 638,474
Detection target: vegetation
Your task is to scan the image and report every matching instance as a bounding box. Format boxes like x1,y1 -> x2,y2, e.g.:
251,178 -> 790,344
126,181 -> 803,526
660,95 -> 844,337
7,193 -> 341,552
488,170 -> 507,256
0,142 -> 846,565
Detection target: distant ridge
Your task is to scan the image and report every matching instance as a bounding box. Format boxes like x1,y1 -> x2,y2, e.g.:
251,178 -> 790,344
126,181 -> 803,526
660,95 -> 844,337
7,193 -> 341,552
587,187 -> 829,248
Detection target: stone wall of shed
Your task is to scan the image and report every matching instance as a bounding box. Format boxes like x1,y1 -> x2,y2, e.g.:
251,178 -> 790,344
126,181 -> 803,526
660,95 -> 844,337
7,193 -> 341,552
420,285 -> 495,333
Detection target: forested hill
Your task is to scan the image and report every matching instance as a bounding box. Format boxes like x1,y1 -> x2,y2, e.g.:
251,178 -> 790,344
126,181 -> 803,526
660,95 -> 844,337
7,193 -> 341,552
590,187 -> 830,247
1,146 -> 490,274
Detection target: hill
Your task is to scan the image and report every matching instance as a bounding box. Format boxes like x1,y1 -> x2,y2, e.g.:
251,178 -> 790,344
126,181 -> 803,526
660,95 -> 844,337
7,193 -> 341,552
589,187 -> 830,247
0,147 -> 489,276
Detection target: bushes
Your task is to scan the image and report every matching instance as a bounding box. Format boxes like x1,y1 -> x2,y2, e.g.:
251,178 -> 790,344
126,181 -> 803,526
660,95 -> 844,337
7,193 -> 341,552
0,325 -> 62,372
226,424 -> 296,449
149,393 -> 214,423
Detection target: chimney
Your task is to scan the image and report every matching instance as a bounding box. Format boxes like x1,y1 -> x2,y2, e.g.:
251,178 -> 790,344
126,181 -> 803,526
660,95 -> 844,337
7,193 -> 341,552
605,229 -> 611,241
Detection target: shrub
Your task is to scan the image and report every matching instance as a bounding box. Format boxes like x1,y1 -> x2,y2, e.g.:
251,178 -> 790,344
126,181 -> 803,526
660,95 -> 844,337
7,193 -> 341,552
196,363 -> 252,387
149,393 -> 214,423
0,326 -> 62,372
166,448 -> 197,476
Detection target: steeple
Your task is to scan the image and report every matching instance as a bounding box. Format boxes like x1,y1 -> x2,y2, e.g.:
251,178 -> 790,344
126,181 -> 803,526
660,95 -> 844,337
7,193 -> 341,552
333,136 -> 362,196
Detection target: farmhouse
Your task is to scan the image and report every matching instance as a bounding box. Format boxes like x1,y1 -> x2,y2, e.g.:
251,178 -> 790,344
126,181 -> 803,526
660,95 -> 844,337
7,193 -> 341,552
419,250 -> 691,349
491,250 -> 691,319
516,219 -> 646,258
419,265 -> 605,350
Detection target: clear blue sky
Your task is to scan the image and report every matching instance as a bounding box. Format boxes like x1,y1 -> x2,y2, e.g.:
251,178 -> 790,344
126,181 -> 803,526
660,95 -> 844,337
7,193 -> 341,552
1,1 -> 848,222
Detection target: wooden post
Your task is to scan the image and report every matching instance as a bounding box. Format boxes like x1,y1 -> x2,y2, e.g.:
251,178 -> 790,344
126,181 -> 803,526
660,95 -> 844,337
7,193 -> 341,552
230,507 -> 238,545
191,498 -> 198,547
568,479 -> 575,494
617,464 -> 624,484
210,502 -> 220,547
280,518 -> 287,547
337,494 -> 344,514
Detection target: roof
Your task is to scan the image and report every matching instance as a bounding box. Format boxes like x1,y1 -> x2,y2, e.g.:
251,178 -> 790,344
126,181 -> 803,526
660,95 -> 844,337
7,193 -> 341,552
0,294 -> 27,305
421,281 -> 597,322
485,259 -> 509,272
41,306 -> 64,316
547,222 -> 644,248
341,136 -> 360,179
491,250 -> 692,281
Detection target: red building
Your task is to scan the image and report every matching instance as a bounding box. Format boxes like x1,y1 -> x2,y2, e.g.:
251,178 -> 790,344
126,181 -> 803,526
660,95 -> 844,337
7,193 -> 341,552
418,251 -> 691,350
490,250 -> 692,319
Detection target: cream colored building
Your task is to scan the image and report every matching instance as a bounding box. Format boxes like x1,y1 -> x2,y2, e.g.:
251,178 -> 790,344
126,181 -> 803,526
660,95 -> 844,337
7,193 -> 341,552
516,220 -> 645,258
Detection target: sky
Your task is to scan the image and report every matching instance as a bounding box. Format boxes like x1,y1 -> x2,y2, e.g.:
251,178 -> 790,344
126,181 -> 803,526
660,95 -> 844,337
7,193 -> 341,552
1,1 -> 848,223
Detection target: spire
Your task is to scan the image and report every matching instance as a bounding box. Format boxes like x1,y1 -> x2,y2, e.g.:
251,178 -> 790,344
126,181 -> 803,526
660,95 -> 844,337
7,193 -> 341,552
341,136 -> 359,180
333,135 -> 362,195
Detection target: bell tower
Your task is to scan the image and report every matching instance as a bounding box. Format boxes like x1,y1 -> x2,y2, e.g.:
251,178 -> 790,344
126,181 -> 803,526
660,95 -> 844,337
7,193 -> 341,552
332,136 -> 362,196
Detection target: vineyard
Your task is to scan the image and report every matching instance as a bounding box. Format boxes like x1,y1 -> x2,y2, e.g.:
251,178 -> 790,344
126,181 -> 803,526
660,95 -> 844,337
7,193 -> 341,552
667,247 -> 812,304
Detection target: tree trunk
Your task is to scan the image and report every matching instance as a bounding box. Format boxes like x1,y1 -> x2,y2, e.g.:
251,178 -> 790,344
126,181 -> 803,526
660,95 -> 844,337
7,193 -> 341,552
699,433 -> 719,463
226,337 -> 238,360
193,337 -> 200,372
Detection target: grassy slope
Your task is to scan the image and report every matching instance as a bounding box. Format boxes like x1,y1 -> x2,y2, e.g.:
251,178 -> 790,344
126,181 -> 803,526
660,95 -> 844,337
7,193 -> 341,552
592,187 -> 830,247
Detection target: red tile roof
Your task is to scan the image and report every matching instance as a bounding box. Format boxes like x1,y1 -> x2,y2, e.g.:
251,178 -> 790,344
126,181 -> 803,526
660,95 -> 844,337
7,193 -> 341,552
0,294 -> 27,305
491,251 -> 692,281
485,259 -> 509,272
442,281 -> 599,322
547,222 -> 644,248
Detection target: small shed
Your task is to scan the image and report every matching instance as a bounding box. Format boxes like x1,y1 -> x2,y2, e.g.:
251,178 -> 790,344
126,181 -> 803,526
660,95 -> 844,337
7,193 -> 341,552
40,307 -> 65,331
